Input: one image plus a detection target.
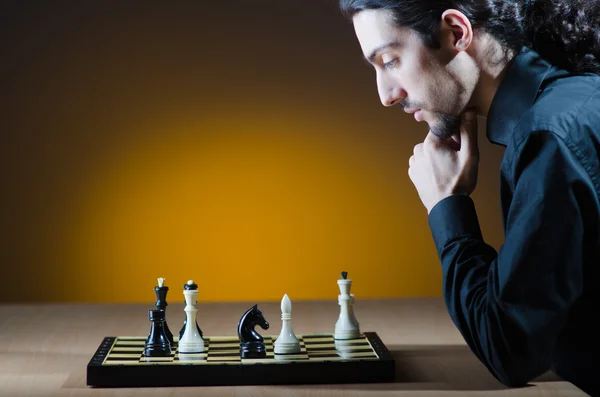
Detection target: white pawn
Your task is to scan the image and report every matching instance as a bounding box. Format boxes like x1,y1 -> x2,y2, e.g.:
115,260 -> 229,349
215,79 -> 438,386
334,272 -> 360,339
274,294 -> 301,354
178,280 -> 205,353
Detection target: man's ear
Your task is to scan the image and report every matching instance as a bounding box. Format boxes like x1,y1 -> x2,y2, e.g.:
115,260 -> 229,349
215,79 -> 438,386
440,9 -> 473,52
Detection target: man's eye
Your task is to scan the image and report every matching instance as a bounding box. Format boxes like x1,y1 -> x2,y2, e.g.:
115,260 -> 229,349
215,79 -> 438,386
383,59 -> 398,69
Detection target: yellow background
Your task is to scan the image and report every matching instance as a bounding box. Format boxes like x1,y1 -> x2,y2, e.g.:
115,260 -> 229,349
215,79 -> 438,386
0,1 -> 505,303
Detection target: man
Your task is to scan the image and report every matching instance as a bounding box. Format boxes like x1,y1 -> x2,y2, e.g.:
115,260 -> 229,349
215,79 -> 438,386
338,0 -> 600,395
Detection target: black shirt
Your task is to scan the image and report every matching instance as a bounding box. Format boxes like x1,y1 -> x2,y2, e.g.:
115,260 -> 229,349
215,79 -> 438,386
427,46 -> 600,396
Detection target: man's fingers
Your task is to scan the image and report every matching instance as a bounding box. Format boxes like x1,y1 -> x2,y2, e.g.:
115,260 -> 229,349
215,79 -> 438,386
413,142 -> 423,155
423,131 -> 438,148
460,110 -> 478,158
425,130 -> 457,151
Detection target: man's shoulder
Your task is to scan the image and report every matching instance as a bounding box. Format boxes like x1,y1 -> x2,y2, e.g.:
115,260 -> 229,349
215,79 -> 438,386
532,72 -> 600,126
514,72 -> 600,146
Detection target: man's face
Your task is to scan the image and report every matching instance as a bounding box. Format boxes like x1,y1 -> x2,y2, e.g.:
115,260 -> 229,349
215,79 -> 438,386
352,9 -> 472,139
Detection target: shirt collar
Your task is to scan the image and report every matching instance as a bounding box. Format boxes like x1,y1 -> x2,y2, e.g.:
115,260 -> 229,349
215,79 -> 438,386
486,47 -> 554,145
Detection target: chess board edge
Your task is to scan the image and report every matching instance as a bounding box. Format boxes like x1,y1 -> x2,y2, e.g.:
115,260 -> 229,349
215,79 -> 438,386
86,332 -> 396,387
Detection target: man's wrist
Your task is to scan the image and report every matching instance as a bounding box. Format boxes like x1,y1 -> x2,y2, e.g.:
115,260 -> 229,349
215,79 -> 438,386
428,194 -> 483,251
427,193 -> 453,214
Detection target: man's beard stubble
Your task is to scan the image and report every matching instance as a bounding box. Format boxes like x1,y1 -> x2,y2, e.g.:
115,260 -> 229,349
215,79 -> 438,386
399,98 -> 461,141
429,113 -> 461,140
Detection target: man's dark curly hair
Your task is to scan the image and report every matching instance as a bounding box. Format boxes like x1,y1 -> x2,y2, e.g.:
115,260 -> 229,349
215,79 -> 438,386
338,0 -> 600,75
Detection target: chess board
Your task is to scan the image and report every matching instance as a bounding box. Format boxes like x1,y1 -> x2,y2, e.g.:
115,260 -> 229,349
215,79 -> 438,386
87,332 -> 395,387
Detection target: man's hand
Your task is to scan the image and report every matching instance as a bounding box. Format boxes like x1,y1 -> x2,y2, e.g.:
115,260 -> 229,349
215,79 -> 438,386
408,111 -> 479,213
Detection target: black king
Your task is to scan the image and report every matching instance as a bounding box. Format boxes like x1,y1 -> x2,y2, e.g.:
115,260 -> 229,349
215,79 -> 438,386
154,277 -> 174,345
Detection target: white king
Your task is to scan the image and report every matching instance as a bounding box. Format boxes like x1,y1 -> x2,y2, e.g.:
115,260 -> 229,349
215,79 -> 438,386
274,294 -> 301,354
334,271 -> 360,339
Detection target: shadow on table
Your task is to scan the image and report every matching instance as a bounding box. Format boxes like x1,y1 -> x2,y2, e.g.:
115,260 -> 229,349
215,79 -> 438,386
289,344 -> 563,392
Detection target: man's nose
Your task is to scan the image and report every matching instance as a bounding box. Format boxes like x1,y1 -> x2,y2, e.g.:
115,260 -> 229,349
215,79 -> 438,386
377,77 -> 406,107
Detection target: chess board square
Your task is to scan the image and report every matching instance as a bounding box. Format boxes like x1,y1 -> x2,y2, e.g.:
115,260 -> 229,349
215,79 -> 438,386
208,342 -> 239,350
272,352 -> 310,361
176,353 -> 207,359
140,356 -> 174,362
336,345 -> 374,352
111,347 -> 143,352
208,355 -> 240,362
115,339 -> 145,346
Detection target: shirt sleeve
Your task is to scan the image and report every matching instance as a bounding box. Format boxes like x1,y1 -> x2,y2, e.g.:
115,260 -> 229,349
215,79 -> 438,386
427,130 -> 584,387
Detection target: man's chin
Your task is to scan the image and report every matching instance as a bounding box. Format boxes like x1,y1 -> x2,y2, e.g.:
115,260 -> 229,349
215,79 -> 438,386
429,113 -> 461,140
429,124 -> 453,140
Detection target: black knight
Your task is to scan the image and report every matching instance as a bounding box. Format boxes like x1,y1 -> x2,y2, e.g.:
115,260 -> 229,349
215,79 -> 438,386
237,304 -> 270,358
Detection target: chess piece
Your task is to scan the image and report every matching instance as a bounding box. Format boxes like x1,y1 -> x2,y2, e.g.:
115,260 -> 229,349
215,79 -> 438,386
154,277 -> 174,345
334,271 -> 360,339
179,316 -> 203,340
144,309 -> 172,357
178,280 -> 205,353
179,280 -> 203,340
274,294 -> 301,354
237,304 -> 270,358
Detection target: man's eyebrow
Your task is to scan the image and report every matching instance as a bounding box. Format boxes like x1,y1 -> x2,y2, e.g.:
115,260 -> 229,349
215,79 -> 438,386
365,41 -> 404,63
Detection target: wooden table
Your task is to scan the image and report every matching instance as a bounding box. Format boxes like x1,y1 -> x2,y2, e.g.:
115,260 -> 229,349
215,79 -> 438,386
0,298 -> 589,396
